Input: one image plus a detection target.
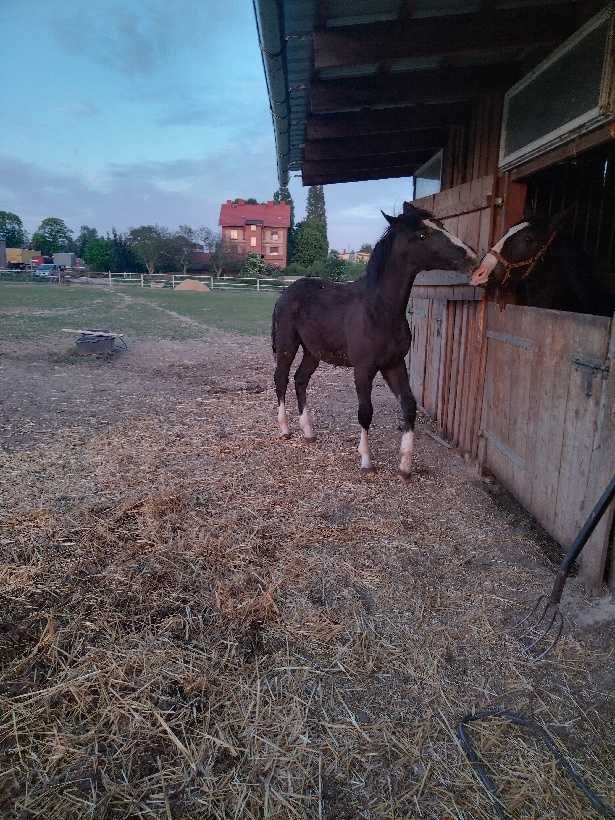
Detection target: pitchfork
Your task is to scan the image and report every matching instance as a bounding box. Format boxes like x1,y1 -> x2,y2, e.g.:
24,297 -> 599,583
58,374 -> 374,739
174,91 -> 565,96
514,474 -> 615,660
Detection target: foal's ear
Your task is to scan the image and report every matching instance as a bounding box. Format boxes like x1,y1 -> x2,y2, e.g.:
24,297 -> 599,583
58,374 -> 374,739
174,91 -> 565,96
381,210 -> 398,226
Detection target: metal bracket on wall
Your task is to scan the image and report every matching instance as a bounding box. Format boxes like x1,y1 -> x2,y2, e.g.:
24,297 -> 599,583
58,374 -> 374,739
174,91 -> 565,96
571,355 -> 610,398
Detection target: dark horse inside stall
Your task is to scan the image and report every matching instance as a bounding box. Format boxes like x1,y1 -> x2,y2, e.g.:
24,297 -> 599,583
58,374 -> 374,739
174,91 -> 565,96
271,204 -> 477,476
470,209 -> 615,316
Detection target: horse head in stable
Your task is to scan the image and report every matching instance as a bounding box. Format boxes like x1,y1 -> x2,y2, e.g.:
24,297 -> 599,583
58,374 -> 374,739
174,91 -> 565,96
469,207 -> 575,290
469,207 -> 613,315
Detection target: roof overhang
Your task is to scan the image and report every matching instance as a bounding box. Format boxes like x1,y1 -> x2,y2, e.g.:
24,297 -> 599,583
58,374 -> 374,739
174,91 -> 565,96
254,0 -> 582,186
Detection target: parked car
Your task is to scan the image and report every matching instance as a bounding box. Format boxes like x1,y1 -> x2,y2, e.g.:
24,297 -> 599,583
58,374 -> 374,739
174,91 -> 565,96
33,264 -> 59,281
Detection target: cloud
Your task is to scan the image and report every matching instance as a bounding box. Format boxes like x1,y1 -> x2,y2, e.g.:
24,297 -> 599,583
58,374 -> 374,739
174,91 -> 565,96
50,1 -> 238,79
55,100 -> 101,119
0,146 -> 278,237
155,102 -> 239,128
52,3 -> 186,77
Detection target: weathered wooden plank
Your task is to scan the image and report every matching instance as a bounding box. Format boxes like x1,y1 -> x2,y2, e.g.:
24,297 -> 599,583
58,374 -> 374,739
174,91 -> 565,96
484,304 -> 517,490
446,303 -> 463,441
408,299 -> 429,405
424,299 -> 445,416
458,304 -> 476,452
453,302 -> 469,446
440,301 -> 455,430
553,314 -> 610,547
464,303 -> 484,455
414,271 -> 470,287
505,306 -> 534,509
470,300 -> 489,458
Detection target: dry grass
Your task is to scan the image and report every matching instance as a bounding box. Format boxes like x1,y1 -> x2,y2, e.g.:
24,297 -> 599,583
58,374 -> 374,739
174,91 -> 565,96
1,363 -> 614,819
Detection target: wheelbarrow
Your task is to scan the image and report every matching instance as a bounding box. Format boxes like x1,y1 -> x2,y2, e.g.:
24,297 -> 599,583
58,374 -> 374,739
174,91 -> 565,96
514,474 -> 615,659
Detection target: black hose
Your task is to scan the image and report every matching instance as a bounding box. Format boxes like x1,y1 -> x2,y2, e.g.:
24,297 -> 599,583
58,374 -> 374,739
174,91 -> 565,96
457,708 -> 615,818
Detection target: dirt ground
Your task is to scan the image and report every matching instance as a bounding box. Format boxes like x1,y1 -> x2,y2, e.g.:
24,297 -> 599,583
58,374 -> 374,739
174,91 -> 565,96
1,323 -> 614,819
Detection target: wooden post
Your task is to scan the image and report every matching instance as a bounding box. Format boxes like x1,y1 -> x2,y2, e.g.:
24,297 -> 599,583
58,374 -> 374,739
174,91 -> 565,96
580,315 -> 615,592
210,276 -> 214,290
141,273 -> 144,288
172,274 -> 175,289
257,278 -> 260,292
108,270 -> 112,288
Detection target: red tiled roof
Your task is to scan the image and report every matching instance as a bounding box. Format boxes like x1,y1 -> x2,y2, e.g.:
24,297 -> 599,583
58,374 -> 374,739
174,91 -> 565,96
219,200 -> 291,229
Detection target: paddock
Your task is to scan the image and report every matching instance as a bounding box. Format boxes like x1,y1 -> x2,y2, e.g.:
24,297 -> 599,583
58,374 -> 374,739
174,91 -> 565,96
1,285 -> 614,818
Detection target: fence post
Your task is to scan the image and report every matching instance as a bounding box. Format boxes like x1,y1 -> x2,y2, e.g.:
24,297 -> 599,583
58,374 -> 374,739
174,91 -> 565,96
210,276 -> 214,290
108,270 -> 112,288
257,278 -> 260,292
141,273 -> 144,288
172,274 -> 175,289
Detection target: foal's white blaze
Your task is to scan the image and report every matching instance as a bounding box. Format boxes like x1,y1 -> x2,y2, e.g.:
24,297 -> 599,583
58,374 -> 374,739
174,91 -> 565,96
423,220 -> 476,260
277,402 -> 290,437
358,429 -> 372,470
470,221 -> 531,285
399,429 -> 414,475
299,407 -> 315,440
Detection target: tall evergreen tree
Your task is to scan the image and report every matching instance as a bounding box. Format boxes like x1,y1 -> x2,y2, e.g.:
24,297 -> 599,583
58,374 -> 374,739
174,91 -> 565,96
295,185 -> 328,264
306,185 -> 327,229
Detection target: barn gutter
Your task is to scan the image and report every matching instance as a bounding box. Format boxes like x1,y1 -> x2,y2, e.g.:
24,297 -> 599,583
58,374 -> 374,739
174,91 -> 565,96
253,0 -> 291,186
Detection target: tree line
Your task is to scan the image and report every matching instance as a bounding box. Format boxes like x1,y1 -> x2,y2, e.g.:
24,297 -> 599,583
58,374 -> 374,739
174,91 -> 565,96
0,185 -> 372,281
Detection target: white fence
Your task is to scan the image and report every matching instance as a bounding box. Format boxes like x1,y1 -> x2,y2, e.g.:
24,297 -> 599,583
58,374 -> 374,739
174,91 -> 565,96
105,272 -> 288,292
0,269 -> 291,292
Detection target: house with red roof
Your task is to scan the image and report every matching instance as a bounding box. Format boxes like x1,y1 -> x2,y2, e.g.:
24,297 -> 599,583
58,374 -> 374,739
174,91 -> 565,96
218,199 -> 291,268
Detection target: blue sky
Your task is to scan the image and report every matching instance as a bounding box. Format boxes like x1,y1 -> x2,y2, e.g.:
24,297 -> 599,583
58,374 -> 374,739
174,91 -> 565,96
1,0 -> 411,249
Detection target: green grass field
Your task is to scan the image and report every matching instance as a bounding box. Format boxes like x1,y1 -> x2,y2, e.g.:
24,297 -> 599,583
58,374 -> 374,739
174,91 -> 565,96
0,283 -> 278,340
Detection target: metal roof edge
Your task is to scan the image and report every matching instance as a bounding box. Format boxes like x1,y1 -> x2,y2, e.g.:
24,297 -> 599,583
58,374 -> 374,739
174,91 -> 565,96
253,0 -> 291,186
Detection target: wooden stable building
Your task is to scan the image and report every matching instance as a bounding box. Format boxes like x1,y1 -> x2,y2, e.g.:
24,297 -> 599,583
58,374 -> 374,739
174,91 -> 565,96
255,0 -> 615,591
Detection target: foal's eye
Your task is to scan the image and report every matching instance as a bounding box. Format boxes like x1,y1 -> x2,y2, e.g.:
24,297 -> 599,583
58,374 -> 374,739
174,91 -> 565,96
419,232 -> 427,240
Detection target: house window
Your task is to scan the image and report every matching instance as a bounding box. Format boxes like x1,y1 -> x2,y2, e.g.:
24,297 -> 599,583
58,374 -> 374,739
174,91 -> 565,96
250,224 -> 256,231
270,246 -> 279,255
230,229 -> 238,240
250,236 -> 257,247
271,231 -> 279,241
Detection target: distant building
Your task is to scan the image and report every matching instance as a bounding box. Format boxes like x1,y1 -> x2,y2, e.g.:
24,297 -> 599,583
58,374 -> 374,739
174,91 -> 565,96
219,199 -> 291,268
338,248 -> 370,265
6,248 -> 40,268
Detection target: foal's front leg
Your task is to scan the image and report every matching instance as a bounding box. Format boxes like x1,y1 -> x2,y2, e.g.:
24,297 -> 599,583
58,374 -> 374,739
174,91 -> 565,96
382,361 -> 417,477
354,366 -> 377,472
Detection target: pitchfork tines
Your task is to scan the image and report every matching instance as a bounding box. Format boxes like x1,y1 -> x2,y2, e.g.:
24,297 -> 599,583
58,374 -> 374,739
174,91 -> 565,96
512,474 -> 615,661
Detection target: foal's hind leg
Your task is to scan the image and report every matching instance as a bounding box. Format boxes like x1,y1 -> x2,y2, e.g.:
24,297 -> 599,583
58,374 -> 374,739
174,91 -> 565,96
274,341 -> 300,438
354,366 -> 377,472
294,351 -> 319,441
382,360 -> 417,477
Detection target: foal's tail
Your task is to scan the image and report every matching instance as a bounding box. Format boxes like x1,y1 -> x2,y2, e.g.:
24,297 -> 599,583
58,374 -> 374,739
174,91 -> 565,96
271,299 -> 279,358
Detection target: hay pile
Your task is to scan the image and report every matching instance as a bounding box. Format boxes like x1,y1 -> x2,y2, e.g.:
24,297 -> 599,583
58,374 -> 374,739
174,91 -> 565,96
175,279 -> 210,292
1,378 -> 614,819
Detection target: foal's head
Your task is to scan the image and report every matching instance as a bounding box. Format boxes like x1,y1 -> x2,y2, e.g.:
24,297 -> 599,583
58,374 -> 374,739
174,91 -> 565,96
470,209 -> 570,288
380,204 -> 477,275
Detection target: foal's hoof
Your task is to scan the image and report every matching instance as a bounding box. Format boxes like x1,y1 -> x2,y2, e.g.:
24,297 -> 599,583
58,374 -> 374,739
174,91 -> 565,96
398,469 -> 412,481
279,432 -> 292,440
303,435 -> 317,444
360,465 -> 376,475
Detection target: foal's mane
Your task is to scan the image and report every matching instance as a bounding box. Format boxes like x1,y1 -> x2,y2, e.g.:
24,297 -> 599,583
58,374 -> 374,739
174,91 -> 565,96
366,206 -> 434,283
